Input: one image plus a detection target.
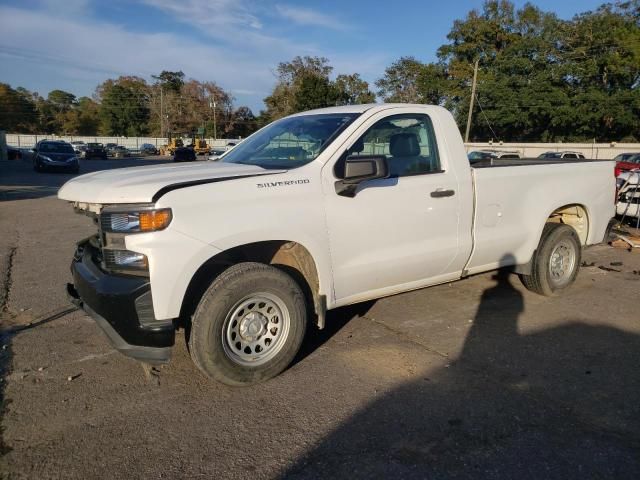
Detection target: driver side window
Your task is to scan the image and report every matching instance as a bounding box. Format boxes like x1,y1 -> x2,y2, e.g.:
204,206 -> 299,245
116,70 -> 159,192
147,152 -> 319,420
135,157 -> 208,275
339,114 -> 441,178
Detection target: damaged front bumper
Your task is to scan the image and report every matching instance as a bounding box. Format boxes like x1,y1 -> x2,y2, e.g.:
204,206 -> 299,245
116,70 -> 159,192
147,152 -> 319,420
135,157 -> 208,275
67,239 -> 175,364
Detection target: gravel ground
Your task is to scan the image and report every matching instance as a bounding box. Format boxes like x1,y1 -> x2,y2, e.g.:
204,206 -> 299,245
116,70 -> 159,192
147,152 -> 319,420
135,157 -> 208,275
1,154 -> 639,479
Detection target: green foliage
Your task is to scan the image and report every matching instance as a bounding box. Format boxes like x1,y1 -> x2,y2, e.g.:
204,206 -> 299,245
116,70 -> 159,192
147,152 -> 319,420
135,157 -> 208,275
97,76 -> 150,136
263,56 -> 376,122
335,74 -> 376,105
377,0 -> 640,142
376,58 -> 449,105
2,1 -> 637,142
152,71 -> 185,93
0,83 -> 38,132
47,90 -> 76,111
293,74 -> 340,112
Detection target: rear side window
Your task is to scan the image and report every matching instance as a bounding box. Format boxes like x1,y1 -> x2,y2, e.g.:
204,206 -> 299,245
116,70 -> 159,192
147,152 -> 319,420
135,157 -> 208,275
342,114 -> 441,178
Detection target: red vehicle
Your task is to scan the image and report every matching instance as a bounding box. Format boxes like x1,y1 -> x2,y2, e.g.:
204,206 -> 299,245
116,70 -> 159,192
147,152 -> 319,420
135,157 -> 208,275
614,153 -> 640,177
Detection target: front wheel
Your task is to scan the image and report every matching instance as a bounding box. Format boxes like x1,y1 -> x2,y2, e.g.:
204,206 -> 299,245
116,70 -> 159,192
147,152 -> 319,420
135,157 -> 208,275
520,223 -> 582,296
188,262 -> 307,386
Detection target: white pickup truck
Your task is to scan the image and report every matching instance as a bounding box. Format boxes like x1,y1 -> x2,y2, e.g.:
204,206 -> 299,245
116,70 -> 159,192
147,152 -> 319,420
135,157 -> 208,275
59,104 -> 615,386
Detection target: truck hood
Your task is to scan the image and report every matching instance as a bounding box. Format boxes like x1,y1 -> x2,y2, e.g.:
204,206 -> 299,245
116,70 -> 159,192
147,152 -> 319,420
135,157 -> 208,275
58,162 -> 285,204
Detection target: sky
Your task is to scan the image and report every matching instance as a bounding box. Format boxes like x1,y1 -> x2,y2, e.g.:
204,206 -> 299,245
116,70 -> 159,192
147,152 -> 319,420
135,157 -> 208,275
0,0 -> 608,112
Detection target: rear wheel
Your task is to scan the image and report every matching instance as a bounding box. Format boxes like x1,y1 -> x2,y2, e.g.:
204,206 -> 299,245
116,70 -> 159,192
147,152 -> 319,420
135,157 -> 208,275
520,223 -> 582,296
188,262 -> 307,386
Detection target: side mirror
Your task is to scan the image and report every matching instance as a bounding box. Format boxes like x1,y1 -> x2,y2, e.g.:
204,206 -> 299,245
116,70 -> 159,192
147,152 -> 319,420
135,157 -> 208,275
335,155 -> 389,197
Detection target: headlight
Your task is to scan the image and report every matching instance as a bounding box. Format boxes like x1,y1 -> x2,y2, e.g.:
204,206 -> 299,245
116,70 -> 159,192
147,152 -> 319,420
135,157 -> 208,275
101,208 -> 172,233
104,249 -> 148,271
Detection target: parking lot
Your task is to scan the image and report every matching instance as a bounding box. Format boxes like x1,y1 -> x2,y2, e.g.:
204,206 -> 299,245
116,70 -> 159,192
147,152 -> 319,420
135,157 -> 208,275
1,154 -> 640,479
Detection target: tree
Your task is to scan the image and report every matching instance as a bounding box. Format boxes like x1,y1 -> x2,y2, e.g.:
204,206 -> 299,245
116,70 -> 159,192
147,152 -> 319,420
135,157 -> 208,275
0,83 -> 38,132
61,97 -> 100,135
96,76 -> 150,136
293,73 -> 339,112
152,70 -> 185,93
228,106 -> 257,138
334,74 -> 376,105
376,57 -> 428,103
379,0 -> 640,142
45,89 -> 80,134
264,56 -> 334,120
47,89 -> 76,112
376,57 -> 450,105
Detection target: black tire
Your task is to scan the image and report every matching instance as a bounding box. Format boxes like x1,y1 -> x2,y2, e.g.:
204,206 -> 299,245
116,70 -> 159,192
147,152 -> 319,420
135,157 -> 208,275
188,262 -> 307,386
520,223 -> 582,296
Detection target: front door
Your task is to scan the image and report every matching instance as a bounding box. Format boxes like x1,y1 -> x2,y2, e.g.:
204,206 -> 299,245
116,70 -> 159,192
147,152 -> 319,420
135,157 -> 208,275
323,111 -> 464,305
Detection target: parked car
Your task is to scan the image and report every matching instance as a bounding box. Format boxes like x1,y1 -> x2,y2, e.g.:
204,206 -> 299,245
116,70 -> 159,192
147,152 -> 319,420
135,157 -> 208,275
105,143 -> 119,156
208,147 -> 229,161
538,151 -> 586,159
613,153 -> 640,177
85,143 -> 108,160
7,145 -> 22,160
616,169 -> 640,189
140,143 -> 159,155
208,142 -> 240,161
60,104 -> 615,386
467,149 -> 521,164
616,171 -> 640,219
32,140 -> 79,173
173,146 -> 196,162
70,141 -> 87,155
111,145 -> 130,158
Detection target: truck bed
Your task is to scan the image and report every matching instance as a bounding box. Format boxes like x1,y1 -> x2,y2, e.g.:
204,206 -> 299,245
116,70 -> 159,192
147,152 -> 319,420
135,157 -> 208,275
465,159 -> 615,274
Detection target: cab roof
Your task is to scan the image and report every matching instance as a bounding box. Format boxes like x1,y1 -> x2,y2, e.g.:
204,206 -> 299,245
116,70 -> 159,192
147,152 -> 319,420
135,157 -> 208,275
289,103 -> 447,117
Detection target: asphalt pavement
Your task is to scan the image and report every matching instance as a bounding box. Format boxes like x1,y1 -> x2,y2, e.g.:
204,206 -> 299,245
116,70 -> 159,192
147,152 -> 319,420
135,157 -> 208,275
1,154 -> 639,479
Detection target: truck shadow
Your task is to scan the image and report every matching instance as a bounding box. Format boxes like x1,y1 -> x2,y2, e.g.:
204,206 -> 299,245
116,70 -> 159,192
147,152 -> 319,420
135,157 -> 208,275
282,267 -> 640,479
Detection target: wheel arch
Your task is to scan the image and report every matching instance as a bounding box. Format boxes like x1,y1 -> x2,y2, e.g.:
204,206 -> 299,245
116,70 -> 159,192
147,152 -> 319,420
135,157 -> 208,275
179,240 -> 326,330
545,203 -> 590,245
516,203 -> 589,275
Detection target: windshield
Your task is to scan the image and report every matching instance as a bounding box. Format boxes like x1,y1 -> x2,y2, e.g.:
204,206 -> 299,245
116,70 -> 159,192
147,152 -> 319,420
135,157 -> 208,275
222,113 -> 360,169
614,153 -> 637,162
40,142 -> 74,154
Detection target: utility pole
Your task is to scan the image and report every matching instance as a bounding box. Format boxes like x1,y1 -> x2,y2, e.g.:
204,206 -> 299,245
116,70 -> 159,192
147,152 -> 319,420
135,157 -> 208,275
159,87 -> 164,139
210,99 -> 217,140
465,58 -> 479,143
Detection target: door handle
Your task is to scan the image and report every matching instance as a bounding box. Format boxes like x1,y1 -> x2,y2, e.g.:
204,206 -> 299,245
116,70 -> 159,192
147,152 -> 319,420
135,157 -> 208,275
430,188 -> 455,198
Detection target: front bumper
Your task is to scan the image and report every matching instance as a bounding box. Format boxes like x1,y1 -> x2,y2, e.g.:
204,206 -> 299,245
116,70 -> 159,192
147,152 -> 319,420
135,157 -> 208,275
42,161 -> 78,171
67,239 -> 175,364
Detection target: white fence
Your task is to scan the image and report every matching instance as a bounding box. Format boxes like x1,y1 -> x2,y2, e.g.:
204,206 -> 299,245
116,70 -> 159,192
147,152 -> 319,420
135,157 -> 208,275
5,134 -> 240,150
5,133 -> 640,160
464,142 -> 640,160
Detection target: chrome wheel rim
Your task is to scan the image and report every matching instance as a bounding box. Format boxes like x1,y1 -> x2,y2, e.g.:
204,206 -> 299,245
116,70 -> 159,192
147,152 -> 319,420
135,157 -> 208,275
548,240 -> 576,287
222,292 -> 290,367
